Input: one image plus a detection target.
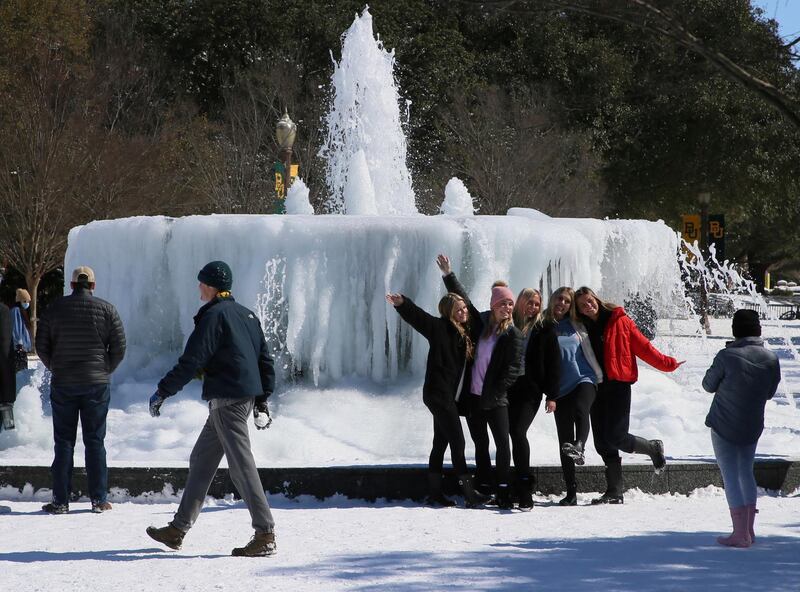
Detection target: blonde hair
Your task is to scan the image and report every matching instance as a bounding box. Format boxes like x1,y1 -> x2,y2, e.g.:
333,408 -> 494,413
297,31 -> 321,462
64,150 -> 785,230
572,286 -> 618,323
543,286 -> 575,325
15,288 -> 31,303
438,293 -> 474,361
513,288 -> 543,335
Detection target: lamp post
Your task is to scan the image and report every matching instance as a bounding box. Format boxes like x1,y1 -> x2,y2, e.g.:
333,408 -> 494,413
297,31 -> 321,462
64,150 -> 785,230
275,110 -> 297,207
697,190 -> 711,334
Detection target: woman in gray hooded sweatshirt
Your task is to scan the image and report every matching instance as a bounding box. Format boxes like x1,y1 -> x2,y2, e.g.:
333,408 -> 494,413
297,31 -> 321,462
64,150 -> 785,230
702,309 -> 781,548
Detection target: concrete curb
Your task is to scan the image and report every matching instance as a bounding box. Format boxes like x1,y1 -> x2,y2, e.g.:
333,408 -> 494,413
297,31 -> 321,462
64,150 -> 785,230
1,460 -> 797,501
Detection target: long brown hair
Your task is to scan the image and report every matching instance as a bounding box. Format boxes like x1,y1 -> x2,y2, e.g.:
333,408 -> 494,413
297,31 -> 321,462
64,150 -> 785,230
513,288 -> 543,336
542,286 -> 575,325
572,286 -> 618,324
438,293 -> 474,360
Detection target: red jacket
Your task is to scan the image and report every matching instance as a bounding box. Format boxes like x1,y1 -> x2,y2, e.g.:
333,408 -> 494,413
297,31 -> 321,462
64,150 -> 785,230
603,307 -> 678,383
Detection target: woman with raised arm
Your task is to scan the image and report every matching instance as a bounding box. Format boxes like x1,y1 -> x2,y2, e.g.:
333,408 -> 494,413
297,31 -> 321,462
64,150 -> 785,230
546,287 -> 603,506
386,290 -> 488,508
573,287 -> 684,505
507,289 -> 560,510
437,254 -> 523,510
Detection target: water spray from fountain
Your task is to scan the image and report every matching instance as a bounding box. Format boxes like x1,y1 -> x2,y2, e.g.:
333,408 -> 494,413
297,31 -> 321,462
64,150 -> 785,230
679,237 -> 799,406
320,7 -> 416,215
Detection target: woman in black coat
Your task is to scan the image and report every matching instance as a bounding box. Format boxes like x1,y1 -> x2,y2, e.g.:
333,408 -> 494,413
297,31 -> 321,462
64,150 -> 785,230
437,255 -> 523,509
507,289 -> 560,509
387,290 -> 487,508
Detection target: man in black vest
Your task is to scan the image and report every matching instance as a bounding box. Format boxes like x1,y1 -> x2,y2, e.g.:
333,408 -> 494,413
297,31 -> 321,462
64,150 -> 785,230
36,266 -> 127,514
146,260 -> 277,557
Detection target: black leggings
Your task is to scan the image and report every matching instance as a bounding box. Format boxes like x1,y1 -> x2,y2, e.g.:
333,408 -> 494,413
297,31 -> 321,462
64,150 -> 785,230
591,380 -> 638,464
426,401 -> 468,475
466,397 -> 511,486
508,392 -> 542,480
553,382 -> 596,488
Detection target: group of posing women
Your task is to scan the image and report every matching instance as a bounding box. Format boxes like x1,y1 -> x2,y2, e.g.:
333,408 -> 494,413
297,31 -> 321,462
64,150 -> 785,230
386,254 -> 683,510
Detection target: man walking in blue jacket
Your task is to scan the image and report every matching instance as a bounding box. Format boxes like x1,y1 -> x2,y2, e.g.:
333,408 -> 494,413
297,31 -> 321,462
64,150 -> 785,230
146,260 -> 277,557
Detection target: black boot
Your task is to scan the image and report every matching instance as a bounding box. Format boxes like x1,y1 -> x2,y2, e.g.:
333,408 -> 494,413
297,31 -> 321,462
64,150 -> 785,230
558,485 -> 577,506
496,484 -> 514,510
632,436 -> 666,473
426,472 -> 456,507
561,440 -> 585,466
458,474 -> 490,508
516,476 -> 534,511
591,460 -> 624,505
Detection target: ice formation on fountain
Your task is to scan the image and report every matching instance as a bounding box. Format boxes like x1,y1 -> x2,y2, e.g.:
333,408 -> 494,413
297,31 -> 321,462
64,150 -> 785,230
59,7 -> 682,401
284,178 -> 314,215
343,149 -> 378,215
440,178 -> 475,216
64,213 -> 682,399
319,7 -> 416,215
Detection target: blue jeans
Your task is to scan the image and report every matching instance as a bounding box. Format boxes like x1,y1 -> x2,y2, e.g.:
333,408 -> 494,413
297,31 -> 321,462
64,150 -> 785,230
711,429 -> 758,509
50,384 -> 111,505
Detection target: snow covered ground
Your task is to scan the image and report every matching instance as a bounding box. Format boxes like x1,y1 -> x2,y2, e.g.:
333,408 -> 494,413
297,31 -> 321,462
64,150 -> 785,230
1,487 -> 799,592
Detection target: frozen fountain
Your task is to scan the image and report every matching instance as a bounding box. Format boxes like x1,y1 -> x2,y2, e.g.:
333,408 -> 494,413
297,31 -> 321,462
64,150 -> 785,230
60,7 -> 685,397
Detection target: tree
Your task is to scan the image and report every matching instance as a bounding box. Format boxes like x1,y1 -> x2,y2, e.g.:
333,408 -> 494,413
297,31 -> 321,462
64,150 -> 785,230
467,0 -> 800,129
0,0 -> 92,339
435,85 -> 606,216
0,1 -> 199,339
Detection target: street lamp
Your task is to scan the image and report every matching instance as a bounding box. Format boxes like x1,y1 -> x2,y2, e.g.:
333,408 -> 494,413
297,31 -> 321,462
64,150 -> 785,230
276,110 -> 297,201
697,190 -> 711,334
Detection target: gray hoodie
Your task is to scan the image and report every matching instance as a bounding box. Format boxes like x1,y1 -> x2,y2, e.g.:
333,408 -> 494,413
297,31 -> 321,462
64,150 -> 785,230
702,337 -> 781,445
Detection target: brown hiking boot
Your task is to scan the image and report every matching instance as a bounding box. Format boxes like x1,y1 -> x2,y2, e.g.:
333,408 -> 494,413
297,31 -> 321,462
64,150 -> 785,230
146,524 -> 185,550
92,501 -> 112,513
231,531 -> 277,557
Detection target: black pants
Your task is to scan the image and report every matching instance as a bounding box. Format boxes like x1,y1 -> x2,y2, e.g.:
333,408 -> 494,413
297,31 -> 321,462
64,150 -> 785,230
591,380 -> 638,464
426,401 -> 468,475
553,382 -> 596,489
508,390 -> 542,481
466,396 -> 511,486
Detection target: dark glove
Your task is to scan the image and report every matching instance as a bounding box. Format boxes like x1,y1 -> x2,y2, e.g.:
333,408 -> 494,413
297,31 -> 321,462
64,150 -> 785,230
253,400 -> 272,430
149,390 -> 167,417
0,403 -> 14,431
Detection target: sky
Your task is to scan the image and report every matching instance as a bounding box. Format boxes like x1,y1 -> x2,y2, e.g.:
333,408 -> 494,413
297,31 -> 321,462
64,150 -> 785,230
753,0 -> 800,40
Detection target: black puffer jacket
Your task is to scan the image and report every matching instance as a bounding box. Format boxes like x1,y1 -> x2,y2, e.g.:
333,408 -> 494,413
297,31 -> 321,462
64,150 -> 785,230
443,272 -> 522,410
0,304 -> 14,404
394,297 -> 472,409
158,294 -> 275,402
36,287 -> 126,386
509,320 -> 560,403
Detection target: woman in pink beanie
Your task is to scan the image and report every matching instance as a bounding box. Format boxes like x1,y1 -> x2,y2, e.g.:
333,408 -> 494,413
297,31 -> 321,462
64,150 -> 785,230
437,254 -> 523,510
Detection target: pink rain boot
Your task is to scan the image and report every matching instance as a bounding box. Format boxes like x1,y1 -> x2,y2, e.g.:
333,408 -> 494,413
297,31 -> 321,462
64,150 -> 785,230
746,503 -> 758,544
717,506 -> 752,548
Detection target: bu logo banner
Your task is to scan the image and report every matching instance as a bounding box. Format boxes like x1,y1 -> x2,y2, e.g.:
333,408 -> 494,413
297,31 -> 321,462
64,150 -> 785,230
680,214 -> 725,262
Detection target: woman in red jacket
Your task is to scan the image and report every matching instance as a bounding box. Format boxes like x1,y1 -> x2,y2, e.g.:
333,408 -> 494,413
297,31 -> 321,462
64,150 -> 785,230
573,287 -> 684,504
